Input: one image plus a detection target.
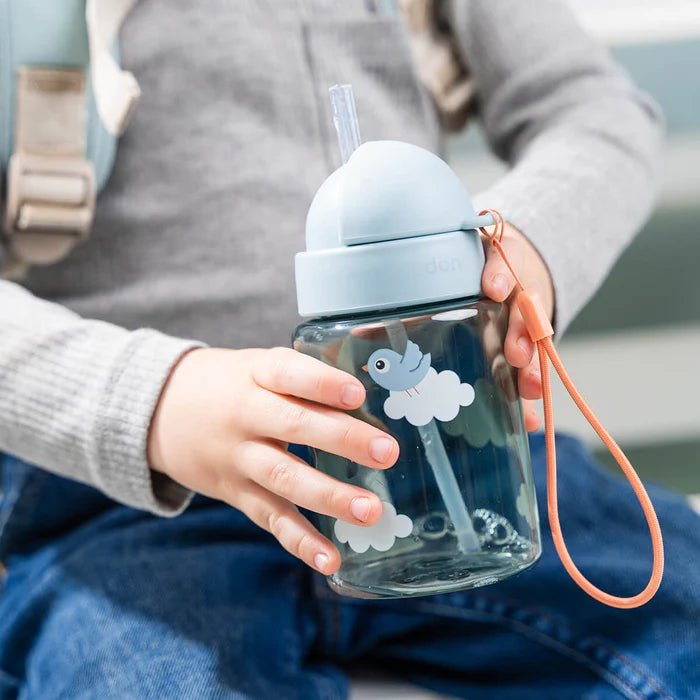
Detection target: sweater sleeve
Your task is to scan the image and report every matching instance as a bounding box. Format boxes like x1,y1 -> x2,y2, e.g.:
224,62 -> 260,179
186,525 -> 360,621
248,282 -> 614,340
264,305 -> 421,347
446,0 -> 663,336
0,279 -> 203,515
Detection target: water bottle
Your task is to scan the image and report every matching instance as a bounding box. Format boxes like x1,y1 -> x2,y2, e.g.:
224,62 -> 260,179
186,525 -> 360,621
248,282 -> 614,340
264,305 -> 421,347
292,87 -> 540,599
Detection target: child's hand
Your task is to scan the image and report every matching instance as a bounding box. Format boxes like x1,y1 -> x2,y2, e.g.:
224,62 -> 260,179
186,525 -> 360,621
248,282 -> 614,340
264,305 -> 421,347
481,223 -> 555,432
148,347 -> 399,574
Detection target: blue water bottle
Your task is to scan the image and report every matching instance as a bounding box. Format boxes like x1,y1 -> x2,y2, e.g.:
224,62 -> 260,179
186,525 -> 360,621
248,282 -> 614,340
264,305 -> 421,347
292,86 -> 540,599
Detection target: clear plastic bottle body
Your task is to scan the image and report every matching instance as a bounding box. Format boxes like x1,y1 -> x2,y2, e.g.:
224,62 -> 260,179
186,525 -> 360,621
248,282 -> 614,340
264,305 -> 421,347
293,296 -> 541,599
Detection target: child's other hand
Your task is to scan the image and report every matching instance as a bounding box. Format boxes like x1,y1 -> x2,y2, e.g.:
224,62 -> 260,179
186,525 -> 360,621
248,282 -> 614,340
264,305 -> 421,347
148,347 -> 399,575
481,223 -> 555,432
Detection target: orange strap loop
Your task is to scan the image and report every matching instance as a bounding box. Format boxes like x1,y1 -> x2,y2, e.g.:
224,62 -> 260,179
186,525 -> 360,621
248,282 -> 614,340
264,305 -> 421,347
478,209 -> 664,609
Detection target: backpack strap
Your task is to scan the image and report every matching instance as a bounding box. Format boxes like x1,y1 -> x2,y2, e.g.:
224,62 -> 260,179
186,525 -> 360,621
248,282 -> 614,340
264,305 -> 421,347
398,0 -> 474,132
2,0 -> 139,273
5,67 -> 95,267
87,0 -> 141,136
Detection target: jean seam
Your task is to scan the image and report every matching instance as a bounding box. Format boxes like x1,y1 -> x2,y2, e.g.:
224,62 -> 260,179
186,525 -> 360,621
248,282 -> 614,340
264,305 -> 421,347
393,594 -> 673,700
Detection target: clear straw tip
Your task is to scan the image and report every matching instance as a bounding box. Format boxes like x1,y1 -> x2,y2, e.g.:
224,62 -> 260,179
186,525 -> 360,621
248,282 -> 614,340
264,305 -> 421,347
329,84 -> 361,164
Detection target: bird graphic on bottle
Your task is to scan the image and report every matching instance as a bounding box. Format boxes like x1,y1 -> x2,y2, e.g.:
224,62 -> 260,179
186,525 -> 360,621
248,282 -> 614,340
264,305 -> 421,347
363,340 -> 431,396
362,340 -> 475,427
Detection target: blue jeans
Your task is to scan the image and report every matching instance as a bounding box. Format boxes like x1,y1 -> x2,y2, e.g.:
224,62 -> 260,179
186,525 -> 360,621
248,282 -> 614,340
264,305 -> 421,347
0,434 -> 698,699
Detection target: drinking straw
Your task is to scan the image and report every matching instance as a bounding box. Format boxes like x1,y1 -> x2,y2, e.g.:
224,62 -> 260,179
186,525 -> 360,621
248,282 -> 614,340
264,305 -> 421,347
329,84 -> 362,163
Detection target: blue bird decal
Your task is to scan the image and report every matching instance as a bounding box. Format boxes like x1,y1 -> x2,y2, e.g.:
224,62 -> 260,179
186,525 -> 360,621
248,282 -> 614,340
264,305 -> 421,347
363,341 -> 431,396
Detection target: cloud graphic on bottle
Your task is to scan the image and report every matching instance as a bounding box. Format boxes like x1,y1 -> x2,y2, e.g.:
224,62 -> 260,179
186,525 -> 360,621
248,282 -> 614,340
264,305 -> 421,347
383,367 -> 475,427
334,501 -> 414,553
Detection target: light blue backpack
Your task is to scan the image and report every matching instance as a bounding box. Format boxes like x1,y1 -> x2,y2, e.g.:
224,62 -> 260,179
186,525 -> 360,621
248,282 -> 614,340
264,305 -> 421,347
0,0 -> 139,271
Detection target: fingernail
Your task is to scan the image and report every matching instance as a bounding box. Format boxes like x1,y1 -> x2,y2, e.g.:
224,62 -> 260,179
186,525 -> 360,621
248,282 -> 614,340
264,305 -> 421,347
351,497 -> 371,522
517,337 -> 531,354
370,437 -> 395,464
340,384 -> 363,407
492,274 -> 508,296
314,553 -> 329,572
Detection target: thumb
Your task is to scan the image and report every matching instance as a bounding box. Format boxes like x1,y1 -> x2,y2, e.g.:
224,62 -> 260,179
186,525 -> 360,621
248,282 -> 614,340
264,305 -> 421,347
481,237 -> 518,303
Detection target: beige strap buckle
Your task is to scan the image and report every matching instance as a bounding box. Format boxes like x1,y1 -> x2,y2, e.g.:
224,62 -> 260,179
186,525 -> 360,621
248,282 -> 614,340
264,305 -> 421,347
6,153 -> 96,265
4,67 -> 96,267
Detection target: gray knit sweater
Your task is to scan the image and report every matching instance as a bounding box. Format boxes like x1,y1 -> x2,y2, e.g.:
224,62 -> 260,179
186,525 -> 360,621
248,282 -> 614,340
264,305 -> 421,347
0,0 -> 662,515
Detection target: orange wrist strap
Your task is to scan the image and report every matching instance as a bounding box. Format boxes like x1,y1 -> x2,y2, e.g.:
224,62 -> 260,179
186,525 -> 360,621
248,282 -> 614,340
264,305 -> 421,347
478,209 -> 664,609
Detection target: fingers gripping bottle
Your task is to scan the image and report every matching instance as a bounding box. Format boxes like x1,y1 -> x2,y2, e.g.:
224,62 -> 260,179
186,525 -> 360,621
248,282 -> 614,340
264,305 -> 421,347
292,85 -> 541,598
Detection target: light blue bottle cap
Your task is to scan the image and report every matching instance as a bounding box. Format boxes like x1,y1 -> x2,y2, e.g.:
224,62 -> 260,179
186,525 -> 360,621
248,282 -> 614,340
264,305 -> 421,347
295,140 -> 493,319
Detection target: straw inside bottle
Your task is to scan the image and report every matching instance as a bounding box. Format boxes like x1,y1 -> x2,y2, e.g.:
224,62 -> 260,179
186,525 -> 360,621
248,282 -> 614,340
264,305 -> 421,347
385,321 -> 481,554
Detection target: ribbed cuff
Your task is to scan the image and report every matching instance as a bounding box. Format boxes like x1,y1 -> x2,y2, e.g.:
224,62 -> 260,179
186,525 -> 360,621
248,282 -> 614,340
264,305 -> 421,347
92,329 -> 204,516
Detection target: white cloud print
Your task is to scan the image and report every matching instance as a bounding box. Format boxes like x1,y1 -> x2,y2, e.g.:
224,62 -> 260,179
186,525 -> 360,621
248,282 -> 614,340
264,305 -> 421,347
383,367 -> 475,427
334,501 -> 414,553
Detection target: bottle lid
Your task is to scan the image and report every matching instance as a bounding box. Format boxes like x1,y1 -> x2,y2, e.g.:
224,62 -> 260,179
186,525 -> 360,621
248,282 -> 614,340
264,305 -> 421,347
295,87 -> 492,319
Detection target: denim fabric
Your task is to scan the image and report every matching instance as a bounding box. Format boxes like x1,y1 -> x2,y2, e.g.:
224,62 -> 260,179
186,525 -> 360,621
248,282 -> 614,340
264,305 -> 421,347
0,434 -> 698,699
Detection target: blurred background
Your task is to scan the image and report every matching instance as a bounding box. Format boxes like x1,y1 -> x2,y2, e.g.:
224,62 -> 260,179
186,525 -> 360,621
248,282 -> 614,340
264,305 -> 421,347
448,0 -> 700,505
